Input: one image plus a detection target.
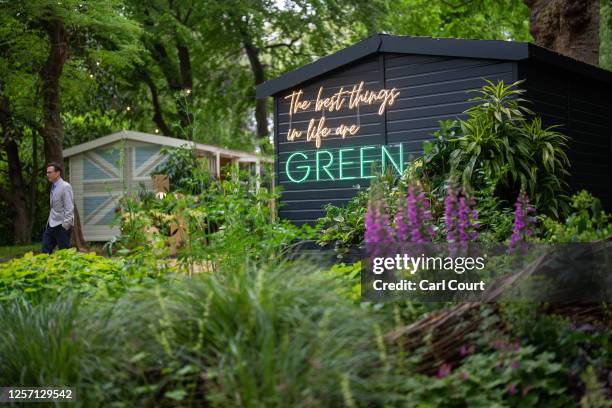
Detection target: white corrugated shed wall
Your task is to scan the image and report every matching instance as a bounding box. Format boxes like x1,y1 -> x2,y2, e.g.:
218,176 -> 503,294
67,139 -> 167,242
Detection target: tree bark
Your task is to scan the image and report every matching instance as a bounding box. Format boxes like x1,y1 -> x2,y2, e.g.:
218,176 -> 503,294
177,42 -> 194,136
71,206 -> 87,252
39,11 -> 86,251
525,0 -> 600,66
30,125 -> 39,229
141,68 -> 174,136
39,14 -> 68,165
0,97 -> 32,244
242,34 -> 269,140
148,41 -> 193,136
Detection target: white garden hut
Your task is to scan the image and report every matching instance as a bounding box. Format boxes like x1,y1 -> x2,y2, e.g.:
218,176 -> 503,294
63,130 -> 269,242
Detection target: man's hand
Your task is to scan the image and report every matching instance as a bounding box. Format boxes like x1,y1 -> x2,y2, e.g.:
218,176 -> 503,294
62,223 -> 72,231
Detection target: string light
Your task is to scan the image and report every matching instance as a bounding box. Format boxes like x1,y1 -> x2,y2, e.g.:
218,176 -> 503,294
155,128 -> 159,134
126,106 -> 131,112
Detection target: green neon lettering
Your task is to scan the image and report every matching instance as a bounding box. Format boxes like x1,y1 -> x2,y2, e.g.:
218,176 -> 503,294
359,146 -> 377,179
339,148 -> 356,180
381,144 -> 403,175
286,152 -> 311,183
316,150 -> 335,181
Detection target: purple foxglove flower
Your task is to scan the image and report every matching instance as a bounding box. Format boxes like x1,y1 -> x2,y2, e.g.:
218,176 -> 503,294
507,384 -> 517,396
436,363 -> 452,379
509,192 -> 535,251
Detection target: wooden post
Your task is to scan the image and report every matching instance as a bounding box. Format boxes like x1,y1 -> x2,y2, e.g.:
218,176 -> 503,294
270,169 -> 276,222
215,152 -> 220,178
255,160 -> 261,192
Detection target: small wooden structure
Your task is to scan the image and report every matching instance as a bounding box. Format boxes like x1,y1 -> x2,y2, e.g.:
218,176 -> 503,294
63,130 -> 269,242
257,34 -> 612,225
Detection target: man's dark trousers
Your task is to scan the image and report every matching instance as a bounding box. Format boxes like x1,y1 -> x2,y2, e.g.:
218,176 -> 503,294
42,223 -> 72,254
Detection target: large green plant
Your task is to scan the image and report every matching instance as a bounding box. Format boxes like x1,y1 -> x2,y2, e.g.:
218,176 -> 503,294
422,80 -> 570,217
0,249 -> 171,303
540,190 -> 612,242
153,146 -> 213,194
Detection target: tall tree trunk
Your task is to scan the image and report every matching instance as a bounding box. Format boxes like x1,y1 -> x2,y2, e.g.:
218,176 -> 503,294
39,15 -> 68,165
242,35 -> 268,140
177,42 -> 194,137
39,12 -> 86,251
141,68 -> 174,136
148,41 -> 193,136
30,125 -> 38,231
525,0 -> 600,66
0,97 -> 32,244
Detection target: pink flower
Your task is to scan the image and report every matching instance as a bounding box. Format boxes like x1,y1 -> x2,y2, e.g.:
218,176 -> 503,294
437,363 -> 452,379
395,184 -> 435,243
507,383 -> 517,396
509,192 -> 535,252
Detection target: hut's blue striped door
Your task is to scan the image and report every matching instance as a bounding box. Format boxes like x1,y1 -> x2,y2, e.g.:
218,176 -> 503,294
82,146 -> 123,227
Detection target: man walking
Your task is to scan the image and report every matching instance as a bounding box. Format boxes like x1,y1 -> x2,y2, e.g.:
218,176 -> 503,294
43,162 -> 74,254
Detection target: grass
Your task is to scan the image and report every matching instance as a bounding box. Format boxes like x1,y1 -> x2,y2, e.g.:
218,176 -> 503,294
0,243 -> 41,260
0,258 -> 389,407
0,242 -> 111,263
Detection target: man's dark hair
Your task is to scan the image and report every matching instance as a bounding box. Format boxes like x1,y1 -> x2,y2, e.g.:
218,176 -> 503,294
46,162 -> 63,174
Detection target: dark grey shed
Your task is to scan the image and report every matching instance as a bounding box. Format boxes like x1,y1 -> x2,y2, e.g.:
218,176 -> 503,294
256,34 -> 612,224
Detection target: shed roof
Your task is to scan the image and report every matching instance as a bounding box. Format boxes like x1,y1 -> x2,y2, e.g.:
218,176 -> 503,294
63,130 -> 271,162
256,34 -> 612,98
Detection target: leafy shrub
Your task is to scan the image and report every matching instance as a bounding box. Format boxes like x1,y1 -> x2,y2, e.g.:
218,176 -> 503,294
326,261 -> 361,302
153,146 -> 212,194
540,190 -> 612,242
421,80 -> 570,217
315,191 -> 368,255
315,171 -> 405,254
0,249 -> 171,303
0,260 -> 385,407
470,167 -> 514,242
401,345 -> 571,407
0,296 -> 142,406
110,170 -> 311,270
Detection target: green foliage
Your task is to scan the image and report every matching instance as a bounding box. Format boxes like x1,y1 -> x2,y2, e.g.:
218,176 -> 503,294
471,167 -> 515,242
500,301 -> 611,407
540,191 -> 612,243
189,171 -> 312,269
110,169 -> 311,271
153,146 -> 213,194
403,345 -> 571,407
601,0 -> 612,71
0,260 -> 383,407
383,0 -> 531,42
315,191 -> 368,255
326,262 -> 362,302
422,80 -> 570,217
0,243 -> 40,259
153,261 -> 380,407
315,171 -> 406,254
0,249 -> 170,303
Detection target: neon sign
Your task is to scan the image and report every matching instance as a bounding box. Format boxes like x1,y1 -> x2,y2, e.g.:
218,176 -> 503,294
284,81 -> 400,149
285,143 -> 405,183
